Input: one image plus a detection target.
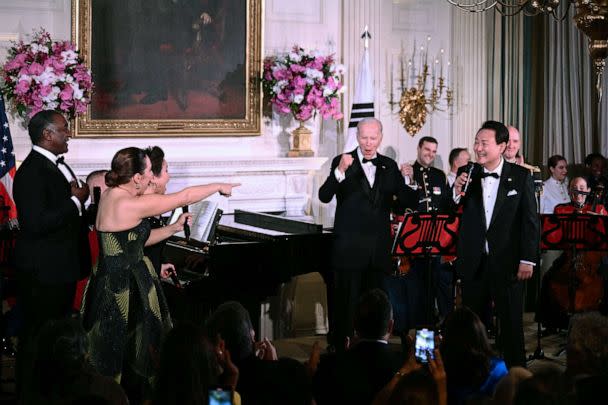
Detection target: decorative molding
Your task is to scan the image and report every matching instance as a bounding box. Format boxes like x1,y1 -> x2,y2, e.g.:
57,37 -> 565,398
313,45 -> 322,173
0,33 -> 18,42
266,0 -> 324,24
391,3 -> 435,32
0,0 -> 66,12
70,157 -> 327,215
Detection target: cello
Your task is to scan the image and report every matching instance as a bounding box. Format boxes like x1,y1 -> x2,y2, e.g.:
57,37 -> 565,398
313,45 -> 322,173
539,186 -> 607,329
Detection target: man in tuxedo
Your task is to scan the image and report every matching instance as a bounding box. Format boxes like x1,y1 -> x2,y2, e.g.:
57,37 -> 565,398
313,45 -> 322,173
392,136 -> 453,332
13,110 -> 90,396
453,120 -> 539,367
319,117 -> 416,348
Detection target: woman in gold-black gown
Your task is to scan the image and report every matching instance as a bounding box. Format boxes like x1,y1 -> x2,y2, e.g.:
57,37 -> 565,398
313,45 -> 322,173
81,147 -> 239,402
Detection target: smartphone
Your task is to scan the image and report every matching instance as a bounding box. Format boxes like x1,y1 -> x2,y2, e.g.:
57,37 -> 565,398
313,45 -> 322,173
414,328 -> 435,363
208,387 -> 233,405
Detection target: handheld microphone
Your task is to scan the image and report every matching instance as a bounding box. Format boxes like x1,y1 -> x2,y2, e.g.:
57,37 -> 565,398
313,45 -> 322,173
93,186 -> 101,205
182,205 -> 191,240
460,162 -> 476,197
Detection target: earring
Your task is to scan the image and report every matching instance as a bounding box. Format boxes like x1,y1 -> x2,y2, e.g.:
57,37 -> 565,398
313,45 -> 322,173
135,183 -> 140,190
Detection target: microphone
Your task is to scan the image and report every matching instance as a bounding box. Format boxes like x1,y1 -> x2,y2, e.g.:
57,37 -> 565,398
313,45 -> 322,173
459,162 -> 476,197
93,186 -> 101,205
182,205 -> 191,240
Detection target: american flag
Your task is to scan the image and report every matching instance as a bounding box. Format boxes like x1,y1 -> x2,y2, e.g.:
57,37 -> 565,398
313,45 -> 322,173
0,92 -> 17,224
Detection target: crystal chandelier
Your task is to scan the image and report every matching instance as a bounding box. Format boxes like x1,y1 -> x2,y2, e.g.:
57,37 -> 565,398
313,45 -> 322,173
447,1 -> 608,99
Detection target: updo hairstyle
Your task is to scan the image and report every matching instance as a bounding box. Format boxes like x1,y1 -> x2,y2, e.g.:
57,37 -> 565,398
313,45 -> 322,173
105,147 -> 148,187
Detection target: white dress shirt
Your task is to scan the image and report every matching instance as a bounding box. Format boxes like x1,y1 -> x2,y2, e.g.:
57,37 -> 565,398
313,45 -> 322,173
447,171 -> 457,188
481,159 -> 503,232
540,176 -> 569,214
33,145 -> 82,216
334,147 -> 377,187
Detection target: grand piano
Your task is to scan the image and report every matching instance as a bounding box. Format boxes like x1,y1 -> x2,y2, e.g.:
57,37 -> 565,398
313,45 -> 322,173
162,210 -> 334,334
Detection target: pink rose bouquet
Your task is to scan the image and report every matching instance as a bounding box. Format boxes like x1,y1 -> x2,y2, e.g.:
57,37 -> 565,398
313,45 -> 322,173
1,29 -> 93,119
262,46 -> 345,122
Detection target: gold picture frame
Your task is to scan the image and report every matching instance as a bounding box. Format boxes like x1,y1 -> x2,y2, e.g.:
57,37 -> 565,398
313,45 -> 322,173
71,0 -> 262,137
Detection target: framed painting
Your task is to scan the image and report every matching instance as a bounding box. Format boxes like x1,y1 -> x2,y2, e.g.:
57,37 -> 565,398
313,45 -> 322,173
71,0 -> 262,137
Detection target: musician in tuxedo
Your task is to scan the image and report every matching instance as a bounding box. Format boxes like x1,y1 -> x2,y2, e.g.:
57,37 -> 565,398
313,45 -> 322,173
13,110 -> 90,396
319,117 -> 417,349
453,120 -> 539,368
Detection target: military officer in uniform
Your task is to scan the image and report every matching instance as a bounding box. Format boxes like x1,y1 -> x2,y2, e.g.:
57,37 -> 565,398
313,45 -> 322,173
388,137 -> 453,335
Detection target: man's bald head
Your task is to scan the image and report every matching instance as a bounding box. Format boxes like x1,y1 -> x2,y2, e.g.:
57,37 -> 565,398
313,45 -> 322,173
504,126 -> 521,162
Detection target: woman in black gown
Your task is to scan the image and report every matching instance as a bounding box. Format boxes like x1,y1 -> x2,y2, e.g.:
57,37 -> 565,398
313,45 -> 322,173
81,147 -> 239,403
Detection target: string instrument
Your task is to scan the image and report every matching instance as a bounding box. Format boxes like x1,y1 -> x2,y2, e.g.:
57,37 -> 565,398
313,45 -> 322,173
540,202 -> 607,328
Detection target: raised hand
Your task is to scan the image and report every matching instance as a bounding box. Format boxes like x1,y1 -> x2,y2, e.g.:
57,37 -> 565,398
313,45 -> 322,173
255,337 -> 278,361
338,154 -> 354,174
454,172 -> 469,196
400,163 -> 414,179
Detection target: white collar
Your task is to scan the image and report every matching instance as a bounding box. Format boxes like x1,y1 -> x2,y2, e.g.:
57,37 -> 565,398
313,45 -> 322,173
357,147 -> 378,163
32,145 -> 60,164
483,157 -> 504,176
548,176 -> 566,185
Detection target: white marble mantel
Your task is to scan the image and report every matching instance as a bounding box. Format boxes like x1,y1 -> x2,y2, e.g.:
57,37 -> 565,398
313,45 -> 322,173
70,157 -> 327,217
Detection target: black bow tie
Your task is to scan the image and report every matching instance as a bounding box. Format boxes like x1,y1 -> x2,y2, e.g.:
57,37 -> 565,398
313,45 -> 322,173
56,156 -> 65,165
480,172 -> 499,179
362,157 -> 378,166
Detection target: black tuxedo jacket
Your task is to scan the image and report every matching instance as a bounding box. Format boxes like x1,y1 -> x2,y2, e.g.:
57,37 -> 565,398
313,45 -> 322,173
454,161 -> 539,282
319,150 -> 416,272
313,341 -> 404,405
13,150 -> 90,284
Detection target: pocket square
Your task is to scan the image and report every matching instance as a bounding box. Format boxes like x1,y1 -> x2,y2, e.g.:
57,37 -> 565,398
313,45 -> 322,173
507,189 -> 518,197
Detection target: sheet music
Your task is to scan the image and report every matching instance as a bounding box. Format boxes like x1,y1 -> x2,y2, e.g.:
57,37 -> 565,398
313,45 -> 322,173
172,200 -> 219,242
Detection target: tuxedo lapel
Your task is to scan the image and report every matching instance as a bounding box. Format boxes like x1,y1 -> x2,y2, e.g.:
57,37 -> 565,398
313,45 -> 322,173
34,150 -> 71,186
489,162 -> 511,229
350,151 -> 372,197
370,155 -> 386,205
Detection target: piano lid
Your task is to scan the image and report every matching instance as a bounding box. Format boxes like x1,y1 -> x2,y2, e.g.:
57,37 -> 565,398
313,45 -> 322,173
217,210 -> 329,241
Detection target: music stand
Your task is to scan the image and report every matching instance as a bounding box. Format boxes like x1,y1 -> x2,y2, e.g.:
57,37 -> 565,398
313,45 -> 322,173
540,213 -> 608,355
392,212 -> 459,323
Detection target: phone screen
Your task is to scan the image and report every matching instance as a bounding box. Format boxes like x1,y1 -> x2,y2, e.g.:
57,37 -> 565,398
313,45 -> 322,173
415,328 -> 435,363
209,388 -> 233,405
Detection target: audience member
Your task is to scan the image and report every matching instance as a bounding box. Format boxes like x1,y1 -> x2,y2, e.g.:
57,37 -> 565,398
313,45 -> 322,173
205,301 -> 288,405
440,307 -> 507,404
154,321 -> 237,405
314,289 -> 404,405
32,318 -> 128,405
372,333 -> 446,405
513,365 -> 568,405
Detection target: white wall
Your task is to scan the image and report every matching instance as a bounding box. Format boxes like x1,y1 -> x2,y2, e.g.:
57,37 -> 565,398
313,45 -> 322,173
0,0 -> 486,217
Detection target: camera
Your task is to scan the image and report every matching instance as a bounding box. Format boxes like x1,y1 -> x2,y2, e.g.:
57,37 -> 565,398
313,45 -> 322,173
414,328 -> 435,363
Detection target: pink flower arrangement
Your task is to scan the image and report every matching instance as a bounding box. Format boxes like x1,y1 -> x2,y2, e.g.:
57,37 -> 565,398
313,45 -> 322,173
1,29 -> 93,119
262,46 -> 345,122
